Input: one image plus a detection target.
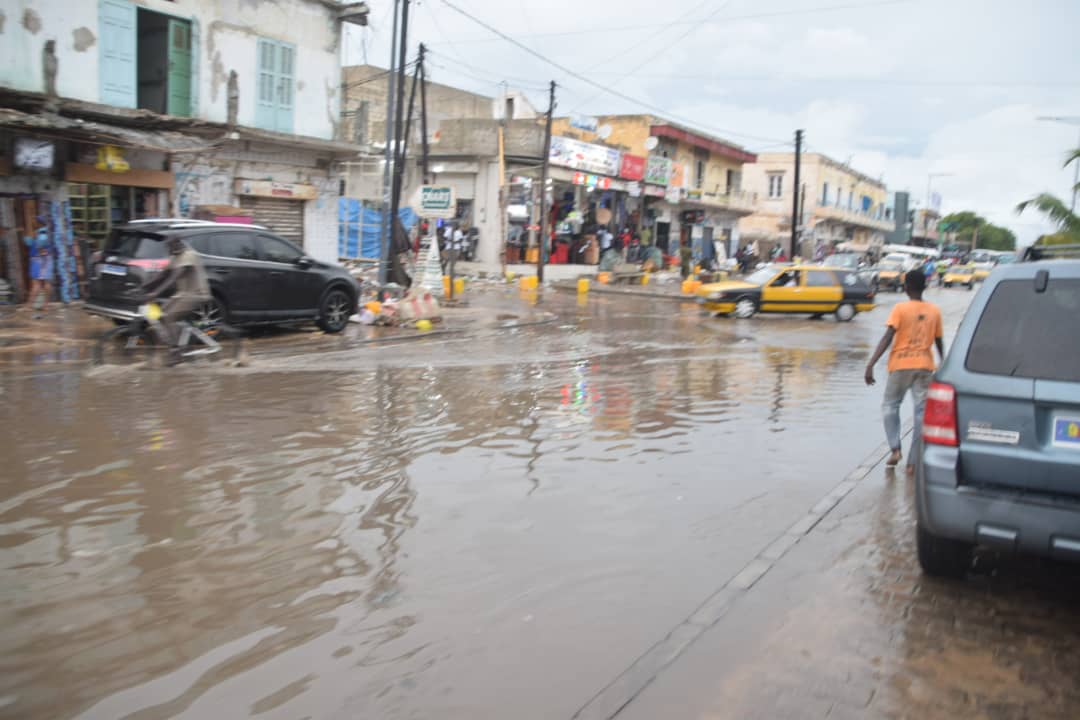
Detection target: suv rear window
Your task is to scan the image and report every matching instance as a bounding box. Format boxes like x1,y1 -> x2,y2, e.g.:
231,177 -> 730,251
106,231 -> 170,259
966,278 -> 1080,382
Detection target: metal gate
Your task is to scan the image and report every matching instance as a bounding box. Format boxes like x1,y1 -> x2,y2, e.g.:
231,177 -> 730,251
238,196 -> 304,246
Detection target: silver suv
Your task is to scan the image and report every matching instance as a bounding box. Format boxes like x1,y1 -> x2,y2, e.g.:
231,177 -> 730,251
916,254 -> 1080,577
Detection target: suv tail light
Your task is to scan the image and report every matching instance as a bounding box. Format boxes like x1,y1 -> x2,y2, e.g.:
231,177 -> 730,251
924,382 -> 958,447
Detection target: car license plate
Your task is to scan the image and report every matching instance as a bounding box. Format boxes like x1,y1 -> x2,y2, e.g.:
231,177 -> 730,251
102,264 -> 127,276
1052,416 -> 1080,449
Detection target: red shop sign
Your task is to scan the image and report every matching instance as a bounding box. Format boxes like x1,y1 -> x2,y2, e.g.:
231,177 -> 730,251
620,154 -> 646,181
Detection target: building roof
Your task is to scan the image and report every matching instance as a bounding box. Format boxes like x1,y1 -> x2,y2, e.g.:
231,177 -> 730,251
649,122 -> 757,164
0,88 -> 363,157
756,152 -> 885,189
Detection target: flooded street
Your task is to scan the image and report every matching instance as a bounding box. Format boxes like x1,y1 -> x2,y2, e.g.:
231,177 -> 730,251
0,287 -> 998,719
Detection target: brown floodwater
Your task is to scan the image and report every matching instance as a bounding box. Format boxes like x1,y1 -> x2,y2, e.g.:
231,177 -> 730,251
0,289 -> 974,719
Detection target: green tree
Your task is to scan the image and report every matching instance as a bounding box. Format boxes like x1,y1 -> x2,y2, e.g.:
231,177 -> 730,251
940,211 -> 1016,251
1016,147 -> 1080,245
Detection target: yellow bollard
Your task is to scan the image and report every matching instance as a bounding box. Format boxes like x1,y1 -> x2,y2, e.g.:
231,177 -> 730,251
641,272 -> 650,286
454,278 -> 465,296
577,278 -> 590,294
519,276 -> 538,291
442,276 -> 452,298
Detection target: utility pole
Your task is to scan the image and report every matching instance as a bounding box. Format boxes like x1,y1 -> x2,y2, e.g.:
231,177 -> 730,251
388,0 -> 411,287
378,0 -> 400,290
537,81 -> 556,284
790,129 -> 803,260
419,47 -> 429,183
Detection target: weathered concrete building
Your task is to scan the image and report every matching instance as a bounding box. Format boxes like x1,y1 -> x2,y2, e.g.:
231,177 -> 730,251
740,153 -> 892,256
550,114 -> 758,260
0,0 -> 367,266
339,65 -> 542,267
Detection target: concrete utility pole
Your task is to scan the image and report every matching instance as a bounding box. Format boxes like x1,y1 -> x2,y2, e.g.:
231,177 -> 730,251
537,81 -> 556,284
379,0 -> 400,289
791,129 -> 803,260
387,0 -> 412,287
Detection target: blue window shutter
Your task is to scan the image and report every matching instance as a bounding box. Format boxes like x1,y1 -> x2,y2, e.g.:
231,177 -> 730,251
99,0 -> 136,108
276,42 -> 295,133
255,38 -> 278,131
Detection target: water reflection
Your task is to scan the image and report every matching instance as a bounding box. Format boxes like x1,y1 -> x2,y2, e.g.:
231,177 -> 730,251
1,294 -> 895,719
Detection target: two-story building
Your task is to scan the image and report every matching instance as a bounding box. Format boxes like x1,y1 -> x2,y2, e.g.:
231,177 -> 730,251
549,114 -> 757,260
740,153 -> 892,258
0,0 -> 367,294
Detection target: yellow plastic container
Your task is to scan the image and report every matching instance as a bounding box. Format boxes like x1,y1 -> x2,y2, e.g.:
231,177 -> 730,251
597,272 -> 611,284
416,319 -> 433,332
454,278 -> 465,296
364,301 -> 382,314
506,272 -> 516,283
442,276 -> 452,297
519,276 -> 539,291
681,279 -> 693,294
577,278 -> 590,294
641,273 -> 650,286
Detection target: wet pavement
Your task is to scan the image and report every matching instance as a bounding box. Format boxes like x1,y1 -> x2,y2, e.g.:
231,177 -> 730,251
2,285 -> 1075,719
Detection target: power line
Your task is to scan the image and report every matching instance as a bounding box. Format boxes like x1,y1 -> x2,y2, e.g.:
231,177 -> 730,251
429,0 -> 911,46
568,0 -> 732,114
439,0 -> 791,147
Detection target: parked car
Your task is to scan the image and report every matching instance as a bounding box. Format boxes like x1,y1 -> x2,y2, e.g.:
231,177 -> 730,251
85,221 -> 359,333
697,263 -> 875,321
942,264 -> 976,289
820,252 -> 879,290
916,257 -> 1080,577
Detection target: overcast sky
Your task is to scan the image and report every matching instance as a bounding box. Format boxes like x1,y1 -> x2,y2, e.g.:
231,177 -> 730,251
345,0 -> 1080,246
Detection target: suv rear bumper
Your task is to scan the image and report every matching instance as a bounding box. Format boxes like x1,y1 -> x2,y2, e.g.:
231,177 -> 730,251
84,301 -> 141,321
917,445 -> 1080,561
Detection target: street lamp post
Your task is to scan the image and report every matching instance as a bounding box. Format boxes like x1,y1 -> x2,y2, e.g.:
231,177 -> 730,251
1036,116 -> 1080,212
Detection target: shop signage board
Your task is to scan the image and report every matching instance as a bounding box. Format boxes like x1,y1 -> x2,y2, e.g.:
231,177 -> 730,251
626,181 -> 642,198
619,154 -> 646,181
665,186 -> 682,204
550,135 -> 621,176
686,189 -> 703,201
645,156 -> 671,186
670,162 -> 686,189
572,172 -> 612,190
644,185 -> 666,198
235,179 -> 317,200
417,185 -> 457,218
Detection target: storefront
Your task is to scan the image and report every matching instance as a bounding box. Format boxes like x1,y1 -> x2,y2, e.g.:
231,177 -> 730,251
235,179 -> 315,247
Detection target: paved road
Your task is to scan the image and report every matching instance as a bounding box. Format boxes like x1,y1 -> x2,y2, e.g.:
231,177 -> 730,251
4,285 -> 1070,720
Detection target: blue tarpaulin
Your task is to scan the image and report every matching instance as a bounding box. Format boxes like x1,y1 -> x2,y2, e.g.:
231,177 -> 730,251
338,199 -> 419,259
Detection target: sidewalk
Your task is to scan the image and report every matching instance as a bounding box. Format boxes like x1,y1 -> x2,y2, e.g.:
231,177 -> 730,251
551,278 -> 698,302
576,443 -> 1080,720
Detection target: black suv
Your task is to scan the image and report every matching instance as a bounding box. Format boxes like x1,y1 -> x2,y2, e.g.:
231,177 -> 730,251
85,221 -> 359,333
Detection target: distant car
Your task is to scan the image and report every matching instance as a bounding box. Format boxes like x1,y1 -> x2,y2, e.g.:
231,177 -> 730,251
942,265 -> 976,290
697,263 -> 875,321
85,221 -> 359,333
916,257 -> 1080,577
821,252 -> 878,289
875,254 -> 912,292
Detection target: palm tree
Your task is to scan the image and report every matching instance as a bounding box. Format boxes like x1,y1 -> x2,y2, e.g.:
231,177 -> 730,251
1016,147 -> 1080,244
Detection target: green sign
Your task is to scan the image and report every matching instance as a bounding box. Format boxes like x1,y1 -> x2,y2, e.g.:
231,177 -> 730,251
419,185 -> 456,218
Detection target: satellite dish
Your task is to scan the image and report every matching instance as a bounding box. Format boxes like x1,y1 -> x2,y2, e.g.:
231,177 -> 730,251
597,124 -> 612,140
644,136 -> 659,151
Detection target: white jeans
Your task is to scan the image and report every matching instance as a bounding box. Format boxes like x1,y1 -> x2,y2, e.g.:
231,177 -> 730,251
882,369 -> 932,455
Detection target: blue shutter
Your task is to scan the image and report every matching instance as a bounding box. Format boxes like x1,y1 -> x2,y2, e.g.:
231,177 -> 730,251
255,38 -> 277,131
276,42 -> 295,134
99,0 -> 136,107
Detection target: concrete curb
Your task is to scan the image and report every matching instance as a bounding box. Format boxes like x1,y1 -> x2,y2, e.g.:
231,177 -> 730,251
571,432 -> 910,720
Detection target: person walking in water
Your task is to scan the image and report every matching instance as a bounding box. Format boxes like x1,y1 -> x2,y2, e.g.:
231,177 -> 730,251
864,271 -> 945,472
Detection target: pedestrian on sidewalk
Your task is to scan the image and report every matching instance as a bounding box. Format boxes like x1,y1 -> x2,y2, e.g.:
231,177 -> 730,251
25,216 -> 54,318
864,271 -> 945,472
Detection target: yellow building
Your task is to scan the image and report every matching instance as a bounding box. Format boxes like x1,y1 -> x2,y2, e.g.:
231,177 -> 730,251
740,153 -> 892,257
548,114 -> 758,260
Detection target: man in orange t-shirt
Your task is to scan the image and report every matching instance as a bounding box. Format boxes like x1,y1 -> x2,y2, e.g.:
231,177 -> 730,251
864,270 -> 945,471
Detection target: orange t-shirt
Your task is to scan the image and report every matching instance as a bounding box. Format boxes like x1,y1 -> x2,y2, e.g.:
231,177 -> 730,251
886,300 -> 942,373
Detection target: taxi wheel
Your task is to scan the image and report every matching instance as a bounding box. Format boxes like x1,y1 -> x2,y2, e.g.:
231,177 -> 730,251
944,282 -> 952,288
835,303 -> 856,322
733,297 -> 757,319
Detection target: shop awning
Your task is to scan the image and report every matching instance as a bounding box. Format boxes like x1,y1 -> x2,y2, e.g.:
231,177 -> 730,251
0,108 -> 215,153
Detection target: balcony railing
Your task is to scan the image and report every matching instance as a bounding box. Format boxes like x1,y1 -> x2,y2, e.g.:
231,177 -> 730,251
813,204 -> 893,231
685,189 -> 758,213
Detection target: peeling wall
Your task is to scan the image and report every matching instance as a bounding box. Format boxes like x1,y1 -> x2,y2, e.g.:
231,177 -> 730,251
0,0 -> 341,140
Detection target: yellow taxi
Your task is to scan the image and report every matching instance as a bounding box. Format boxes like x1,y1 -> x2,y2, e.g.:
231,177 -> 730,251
697,264 -> 876,321
942,264 -> 976,289
972,263 -> 994,281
